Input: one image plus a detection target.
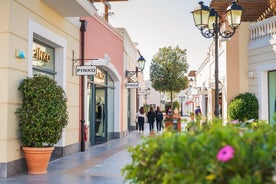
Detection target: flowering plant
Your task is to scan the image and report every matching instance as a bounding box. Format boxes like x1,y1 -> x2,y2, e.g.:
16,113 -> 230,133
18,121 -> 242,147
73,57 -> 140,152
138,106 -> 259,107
122,121 -> 276,184
217,145 -> 234,162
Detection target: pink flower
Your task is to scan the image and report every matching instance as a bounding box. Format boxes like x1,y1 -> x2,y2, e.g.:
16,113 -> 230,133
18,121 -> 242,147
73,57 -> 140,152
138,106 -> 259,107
217,145 -> 234,162
230,120 -> 239,124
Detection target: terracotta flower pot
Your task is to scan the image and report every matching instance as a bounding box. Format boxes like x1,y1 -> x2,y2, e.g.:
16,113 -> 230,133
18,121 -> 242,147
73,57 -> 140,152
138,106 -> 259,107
22,147 -> 54,174
150,131 -> 155,136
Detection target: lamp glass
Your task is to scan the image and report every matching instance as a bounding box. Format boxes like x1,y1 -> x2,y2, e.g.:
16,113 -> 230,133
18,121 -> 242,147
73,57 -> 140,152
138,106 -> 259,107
226,2 -> 242,29
208,14 -> 215,30
191,2 -> 209,28
226,10 -> 242,28
207,8 -> 217,30
137,56 -> 146,71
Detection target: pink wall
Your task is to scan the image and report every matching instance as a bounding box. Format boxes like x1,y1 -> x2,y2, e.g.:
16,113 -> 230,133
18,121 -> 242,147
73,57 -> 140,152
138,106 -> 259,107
82,15 -> 125,133
84,15 -> 124,74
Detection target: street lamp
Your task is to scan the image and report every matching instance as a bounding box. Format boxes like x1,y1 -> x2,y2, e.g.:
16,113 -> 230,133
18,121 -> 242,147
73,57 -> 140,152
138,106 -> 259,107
125,55 -> 146,78
191,1 -> 242,117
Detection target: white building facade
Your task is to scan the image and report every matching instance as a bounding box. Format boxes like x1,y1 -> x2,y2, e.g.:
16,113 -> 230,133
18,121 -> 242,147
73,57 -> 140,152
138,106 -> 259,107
248,16 -> 276,124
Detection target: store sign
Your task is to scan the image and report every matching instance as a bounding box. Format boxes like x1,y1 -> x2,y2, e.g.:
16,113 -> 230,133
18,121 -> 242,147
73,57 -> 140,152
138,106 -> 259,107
138,91 -> 148,95
32,42 -> 54,69
33,47 -> 51,62
126,82 -> 139,89
76,65 -> 96,75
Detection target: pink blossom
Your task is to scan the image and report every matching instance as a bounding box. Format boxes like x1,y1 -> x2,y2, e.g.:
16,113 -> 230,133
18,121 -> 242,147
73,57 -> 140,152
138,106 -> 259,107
217,145 -> 234,162
230,120 -> 239,124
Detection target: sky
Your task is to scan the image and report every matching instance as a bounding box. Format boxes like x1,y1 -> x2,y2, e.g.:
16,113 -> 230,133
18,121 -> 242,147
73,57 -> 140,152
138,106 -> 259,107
96,0 -> 212,80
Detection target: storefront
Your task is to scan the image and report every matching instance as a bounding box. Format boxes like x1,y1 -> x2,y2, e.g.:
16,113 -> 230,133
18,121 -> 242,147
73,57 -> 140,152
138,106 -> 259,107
0,0 -> 97,177
87,67 -> 116,145
83,15 -> 126,144
268,70 -> 276,124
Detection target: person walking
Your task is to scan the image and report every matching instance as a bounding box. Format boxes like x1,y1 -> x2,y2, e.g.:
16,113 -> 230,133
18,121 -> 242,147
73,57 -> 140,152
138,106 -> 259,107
147,107 -> 156,132
137,106 -> 146,134
195,106 -> 202,116
166,106 -> 172,116
155,106 -> 163,133
195,106 -> 202,122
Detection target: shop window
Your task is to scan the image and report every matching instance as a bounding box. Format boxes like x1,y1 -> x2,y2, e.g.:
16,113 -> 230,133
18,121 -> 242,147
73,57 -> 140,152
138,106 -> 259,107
32,40 -> 56,78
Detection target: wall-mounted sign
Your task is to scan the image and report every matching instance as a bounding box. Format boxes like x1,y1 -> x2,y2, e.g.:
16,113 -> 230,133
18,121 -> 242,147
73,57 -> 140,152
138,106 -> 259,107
33,47 -> 51,62
126,82 -> 139,89
76,65 -> 96,76
138,91 -> 148,95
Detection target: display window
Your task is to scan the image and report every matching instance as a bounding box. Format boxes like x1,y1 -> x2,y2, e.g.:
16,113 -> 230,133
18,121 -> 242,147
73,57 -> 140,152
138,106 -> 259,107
32,40 -> 56,78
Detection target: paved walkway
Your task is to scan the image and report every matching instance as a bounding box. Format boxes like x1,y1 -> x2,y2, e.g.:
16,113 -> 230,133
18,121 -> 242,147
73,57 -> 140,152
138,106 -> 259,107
0,130 -> 148,184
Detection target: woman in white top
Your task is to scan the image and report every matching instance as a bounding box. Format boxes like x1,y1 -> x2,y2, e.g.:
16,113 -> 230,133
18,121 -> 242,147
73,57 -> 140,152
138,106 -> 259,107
137,106 -> 146,134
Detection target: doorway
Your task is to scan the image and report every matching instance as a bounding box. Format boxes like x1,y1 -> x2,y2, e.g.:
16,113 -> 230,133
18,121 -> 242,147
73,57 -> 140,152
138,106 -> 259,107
88,68 -> 115,145
268,70 -> 276,124
94,87 -> 107,144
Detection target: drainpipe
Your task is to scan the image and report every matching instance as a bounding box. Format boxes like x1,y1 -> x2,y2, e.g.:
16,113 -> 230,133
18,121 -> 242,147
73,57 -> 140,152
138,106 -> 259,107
80,19 -> 87,152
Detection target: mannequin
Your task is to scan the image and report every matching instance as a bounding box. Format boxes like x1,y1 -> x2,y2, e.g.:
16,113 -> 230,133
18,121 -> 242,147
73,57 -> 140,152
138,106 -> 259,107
95,97 -> 104,136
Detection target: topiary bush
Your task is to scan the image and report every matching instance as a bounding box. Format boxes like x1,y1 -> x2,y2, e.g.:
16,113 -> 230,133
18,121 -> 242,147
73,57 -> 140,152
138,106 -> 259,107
16,74 -> 68,147
122,121 -> 276,184
228,92 -> 259,121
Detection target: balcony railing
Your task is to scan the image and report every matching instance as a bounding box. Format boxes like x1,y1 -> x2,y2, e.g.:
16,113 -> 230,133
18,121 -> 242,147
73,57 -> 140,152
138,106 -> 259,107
249,16 -> 276,41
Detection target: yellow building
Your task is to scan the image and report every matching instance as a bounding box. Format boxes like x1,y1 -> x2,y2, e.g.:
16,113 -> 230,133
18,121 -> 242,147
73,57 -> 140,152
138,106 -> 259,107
0,0 -> 96,177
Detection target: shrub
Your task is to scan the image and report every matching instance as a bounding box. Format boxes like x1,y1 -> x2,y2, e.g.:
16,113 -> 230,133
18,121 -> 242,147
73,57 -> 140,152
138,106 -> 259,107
16,74 -> 68,147
122,121 -> 276,184
228,92 -> 259,121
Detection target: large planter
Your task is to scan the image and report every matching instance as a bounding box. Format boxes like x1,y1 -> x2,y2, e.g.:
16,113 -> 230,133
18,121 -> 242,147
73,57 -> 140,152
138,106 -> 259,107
164,115 -> 181,132
16,75 -> 68,174
22,147 -> 54,174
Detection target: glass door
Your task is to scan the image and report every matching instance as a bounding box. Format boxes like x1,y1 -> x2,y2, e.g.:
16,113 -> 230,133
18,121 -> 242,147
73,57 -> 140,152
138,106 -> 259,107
88,68 -> 114,145
268,71 -> 276,124
94,87 -> 107,144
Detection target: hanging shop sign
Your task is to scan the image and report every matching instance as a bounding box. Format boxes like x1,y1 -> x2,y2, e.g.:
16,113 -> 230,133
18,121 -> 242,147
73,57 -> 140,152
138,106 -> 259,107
126,82 -> 139,89
76,65 -> 96,76
138,91 -> 148,95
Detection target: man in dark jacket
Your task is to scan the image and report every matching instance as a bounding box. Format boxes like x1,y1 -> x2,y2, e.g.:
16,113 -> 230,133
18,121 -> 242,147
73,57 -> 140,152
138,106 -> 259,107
155,106 -> 163,133
147,107 -> 156,132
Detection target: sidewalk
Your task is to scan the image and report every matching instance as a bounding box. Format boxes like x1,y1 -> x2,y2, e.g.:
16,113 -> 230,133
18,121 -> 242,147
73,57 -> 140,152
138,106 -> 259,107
0,130 -> 145,184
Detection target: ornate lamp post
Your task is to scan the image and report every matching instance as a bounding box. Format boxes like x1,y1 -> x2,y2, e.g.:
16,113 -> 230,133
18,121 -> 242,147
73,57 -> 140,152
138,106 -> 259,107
191,1 -> 242,117
125,55 -> 146,131
125,55 -> 146,78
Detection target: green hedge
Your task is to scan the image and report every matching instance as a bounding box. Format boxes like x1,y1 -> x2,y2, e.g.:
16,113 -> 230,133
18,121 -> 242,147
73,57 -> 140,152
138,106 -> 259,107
122,121 -> 276,184
228,92 -> 259,121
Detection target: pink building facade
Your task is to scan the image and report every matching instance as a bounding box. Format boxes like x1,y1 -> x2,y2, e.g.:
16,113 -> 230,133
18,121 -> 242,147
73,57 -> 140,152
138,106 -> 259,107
82,15 -> 126,145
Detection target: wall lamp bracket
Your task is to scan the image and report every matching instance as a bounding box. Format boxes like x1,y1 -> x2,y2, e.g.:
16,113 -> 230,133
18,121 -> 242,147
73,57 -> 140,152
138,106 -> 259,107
72,56 -> 98,76
125,70 -> 140,78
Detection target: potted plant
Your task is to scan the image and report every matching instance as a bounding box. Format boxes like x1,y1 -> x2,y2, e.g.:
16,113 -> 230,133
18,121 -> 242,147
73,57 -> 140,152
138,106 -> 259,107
16,74 -> 68,174
164,116 -> 181,132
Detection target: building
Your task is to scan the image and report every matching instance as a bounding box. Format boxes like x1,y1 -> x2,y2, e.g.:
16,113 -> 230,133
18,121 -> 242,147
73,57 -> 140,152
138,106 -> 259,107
115,28 -> 144,132
0,0 -> 143,178
0,0 -> 96,177
192,0 -> 276,124
144,80 -> 163,110
248,15 -> 276,123
82,14 -> 126,145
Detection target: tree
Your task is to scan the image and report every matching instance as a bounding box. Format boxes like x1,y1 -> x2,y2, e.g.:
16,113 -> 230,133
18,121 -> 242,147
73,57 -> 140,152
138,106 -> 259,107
150,46 -> 189,111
